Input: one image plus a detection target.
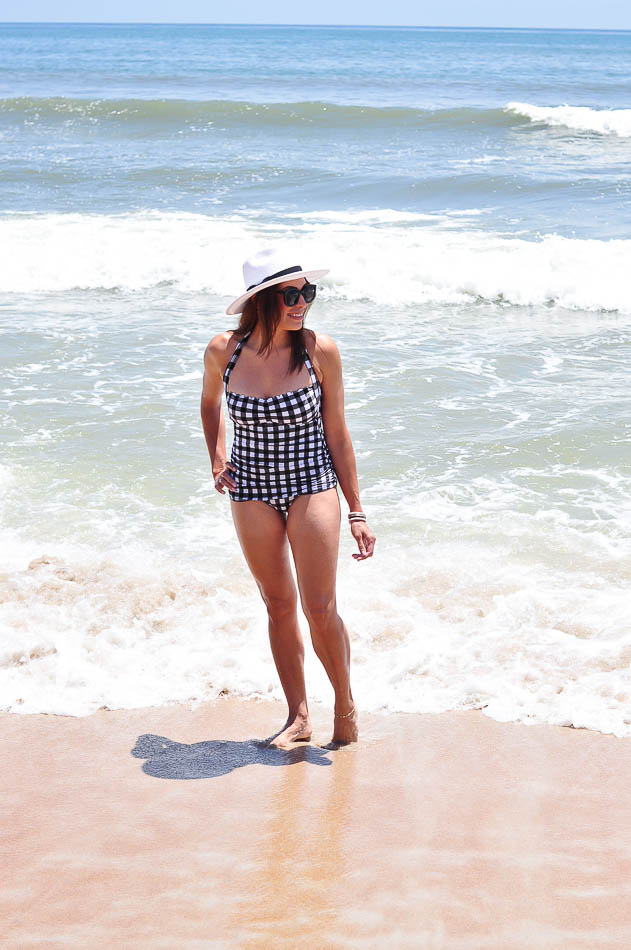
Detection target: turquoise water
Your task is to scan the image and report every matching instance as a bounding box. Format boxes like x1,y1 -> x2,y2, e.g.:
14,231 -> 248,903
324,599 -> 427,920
1,24 -> 630,734
2,24 -> 630,234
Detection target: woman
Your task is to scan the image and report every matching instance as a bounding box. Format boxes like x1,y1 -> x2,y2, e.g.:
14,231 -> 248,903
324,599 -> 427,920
201,248 -> 375,747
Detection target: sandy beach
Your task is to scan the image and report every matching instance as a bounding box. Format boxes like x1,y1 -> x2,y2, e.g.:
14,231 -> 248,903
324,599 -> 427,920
2,698 -> 631,949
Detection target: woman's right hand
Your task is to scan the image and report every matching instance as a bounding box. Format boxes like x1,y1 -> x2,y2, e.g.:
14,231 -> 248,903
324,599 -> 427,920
213,462 -> 237,495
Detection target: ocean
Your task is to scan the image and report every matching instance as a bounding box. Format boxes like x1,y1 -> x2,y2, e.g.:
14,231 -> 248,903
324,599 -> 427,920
1,23 -> 630,735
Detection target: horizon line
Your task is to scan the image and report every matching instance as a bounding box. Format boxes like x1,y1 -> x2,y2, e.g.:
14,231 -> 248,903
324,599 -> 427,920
1,21 -> 630,32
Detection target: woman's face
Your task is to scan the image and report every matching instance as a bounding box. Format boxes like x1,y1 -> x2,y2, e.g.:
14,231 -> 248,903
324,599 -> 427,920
276,278 -> 310,331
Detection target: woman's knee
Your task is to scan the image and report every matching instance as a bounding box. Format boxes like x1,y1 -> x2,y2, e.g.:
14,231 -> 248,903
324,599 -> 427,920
259,588 -> 297,623
302,595 -> 338,631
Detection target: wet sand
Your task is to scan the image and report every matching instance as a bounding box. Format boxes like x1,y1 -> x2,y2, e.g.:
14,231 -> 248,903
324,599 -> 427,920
2,698 -> 631,949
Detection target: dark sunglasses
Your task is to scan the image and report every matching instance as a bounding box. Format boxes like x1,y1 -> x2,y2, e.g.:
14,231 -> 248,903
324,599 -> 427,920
276,283 -> 317,307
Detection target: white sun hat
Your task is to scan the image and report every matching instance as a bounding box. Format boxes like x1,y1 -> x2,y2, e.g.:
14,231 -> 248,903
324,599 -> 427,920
226,247 -> 329,315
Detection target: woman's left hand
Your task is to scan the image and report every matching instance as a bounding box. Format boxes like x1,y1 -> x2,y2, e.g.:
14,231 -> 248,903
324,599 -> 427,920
350,521 -> 376,561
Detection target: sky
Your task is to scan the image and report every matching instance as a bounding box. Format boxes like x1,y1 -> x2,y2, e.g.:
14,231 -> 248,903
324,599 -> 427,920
1,0 -> 630,30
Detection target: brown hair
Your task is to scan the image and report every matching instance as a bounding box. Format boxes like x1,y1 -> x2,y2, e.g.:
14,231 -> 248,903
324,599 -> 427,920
234,284 -> 309,375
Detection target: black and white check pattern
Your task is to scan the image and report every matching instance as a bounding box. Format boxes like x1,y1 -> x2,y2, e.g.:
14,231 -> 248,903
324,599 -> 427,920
223,332 -> 338,505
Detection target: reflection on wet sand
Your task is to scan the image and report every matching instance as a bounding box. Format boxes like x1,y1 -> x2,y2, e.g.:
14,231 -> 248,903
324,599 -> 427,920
236,745 -> 357,948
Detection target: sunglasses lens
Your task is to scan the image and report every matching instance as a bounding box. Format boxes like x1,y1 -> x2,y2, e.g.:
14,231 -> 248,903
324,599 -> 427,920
283,288 -> 300,306
302,284 -> 316,303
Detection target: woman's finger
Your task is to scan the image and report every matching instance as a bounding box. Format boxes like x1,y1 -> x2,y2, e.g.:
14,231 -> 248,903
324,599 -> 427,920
224,464 -> 238,488
351,526 -> 375,560
215,463 -> 238,494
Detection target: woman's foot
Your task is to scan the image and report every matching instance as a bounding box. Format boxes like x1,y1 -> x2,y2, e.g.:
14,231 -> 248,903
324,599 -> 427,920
331,704 -> 358,746
267,713 -> 312,748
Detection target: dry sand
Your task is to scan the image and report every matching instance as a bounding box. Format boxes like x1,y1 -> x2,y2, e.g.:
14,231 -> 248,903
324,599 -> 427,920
2,698 -> 631,949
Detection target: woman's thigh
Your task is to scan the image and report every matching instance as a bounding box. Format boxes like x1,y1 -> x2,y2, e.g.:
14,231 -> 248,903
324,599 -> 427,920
230,500 -> 297,604
286,489 -> 341,613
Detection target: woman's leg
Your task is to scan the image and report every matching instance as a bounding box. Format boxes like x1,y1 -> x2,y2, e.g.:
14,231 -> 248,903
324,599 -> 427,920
286,489 -> 358,745
230,499 -> 311,746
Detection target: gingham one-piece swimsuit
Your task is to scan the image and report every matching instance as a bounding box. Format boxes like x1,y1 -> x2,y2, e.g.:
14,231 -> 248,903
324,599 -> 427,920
223,331 -> 338,517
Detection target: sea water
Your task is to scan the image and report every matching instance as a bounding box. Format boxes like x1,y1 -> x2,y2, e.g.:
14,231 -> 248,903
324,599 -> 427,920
1,24 -> 630,734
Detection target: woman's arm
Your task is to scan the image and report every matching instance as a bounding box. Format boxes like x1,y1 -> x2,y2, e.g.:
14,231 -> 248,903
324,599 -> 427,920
317,333 -> 376,560
200,333 -> 237,494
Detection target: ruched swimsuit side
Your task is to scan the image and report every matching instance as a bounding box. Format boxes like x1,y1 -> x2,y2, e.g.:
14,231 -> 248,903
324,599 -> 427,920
223,331 -> 338,517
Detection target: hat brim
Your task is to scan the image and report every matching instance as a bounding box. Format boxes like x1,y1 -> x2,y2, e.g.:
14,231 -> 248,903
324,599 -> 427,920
226,268 -> 329,315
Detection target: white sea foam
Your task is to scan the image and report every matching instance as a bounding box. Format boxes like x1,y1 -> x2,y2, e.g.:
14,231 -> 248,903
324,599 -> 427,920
1,468 -> 631,735
1,211 -> 630,312
507,101 -> 631,137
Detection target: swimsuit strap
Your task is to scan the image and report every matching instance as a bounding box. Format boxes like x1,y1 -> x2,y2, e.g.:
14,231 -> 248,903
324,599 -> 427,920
225,331 -> 318,389
303,346 -> 319,388
223,331 -> 251,387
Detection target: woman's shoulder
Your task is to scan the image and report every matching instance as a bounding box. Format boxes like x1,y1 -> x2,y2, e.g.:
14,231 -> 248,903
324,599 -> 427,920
206,329 -> 237,351
304,329 -> 340,363
204,330 -> 239,373
304,329 -> 341,384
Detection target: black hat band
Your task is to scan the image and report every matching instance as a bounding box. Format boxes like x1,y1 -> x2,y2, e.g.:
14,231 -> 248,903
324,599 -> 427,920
246,265 -> 303,292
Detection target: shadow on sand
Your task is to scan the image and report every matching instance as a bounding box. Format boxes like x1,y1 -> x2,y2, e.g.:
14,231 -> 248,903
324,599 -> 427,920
131,734 -> 333,779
